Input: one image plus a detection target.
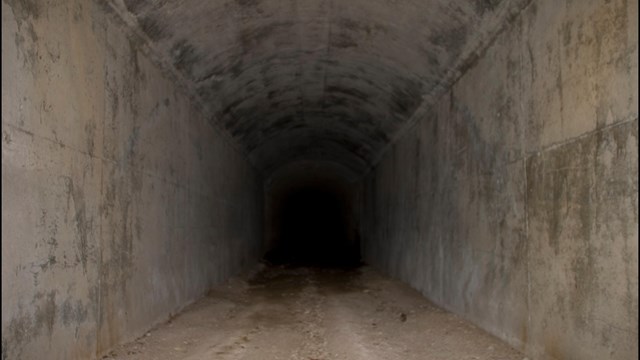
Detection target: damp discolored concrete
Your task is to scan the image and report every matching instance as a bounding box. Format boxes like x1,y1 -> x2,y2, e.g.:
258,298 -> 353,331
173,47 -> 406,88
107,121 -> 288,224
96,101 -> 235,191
1,1 -> 263,358
360,0 -> 638,359
103,0 -> 534,176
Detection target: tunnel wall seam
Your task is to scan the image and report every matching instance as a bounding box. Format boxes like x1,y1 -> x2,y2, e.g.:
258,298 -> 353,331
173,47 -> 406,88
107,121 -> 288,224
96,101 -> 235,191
363,0 -> 536,175
96,0 -> 252,165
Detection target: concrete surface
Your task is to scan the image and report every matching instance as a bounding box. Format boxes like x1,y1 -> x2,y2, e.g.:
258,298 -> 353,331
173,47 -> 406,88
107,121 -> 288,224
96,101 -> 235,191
2,1 -> 263,358
102,265 -> 525,360
103,0 -> 533,176
360,0 -> 638,359
2,0 -> 637,359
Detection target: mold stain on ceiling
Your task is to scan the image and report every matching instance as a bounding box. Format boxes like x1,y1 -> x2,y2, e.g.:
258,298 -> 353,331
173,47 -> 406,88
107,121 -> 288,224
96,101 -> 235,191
106,0 -> 531,177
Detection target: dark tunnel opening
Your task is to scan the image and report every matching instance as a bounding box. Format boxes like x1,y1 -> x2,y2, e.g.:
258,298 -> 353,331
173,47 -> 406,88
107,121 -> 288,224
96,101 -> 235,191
264,170 -> 361,268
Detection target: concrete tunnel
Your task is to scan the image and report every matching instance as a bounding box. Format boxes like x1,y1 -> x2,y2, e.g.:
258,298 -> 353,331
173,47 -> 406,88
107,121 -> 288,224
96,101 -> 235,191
1,0 -> 637,359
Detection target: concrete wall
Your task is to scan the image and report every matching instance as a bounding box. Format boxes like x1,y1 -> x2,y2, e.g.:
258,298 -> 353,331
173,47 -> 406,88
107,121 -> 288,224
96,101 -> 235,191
360,0 -> 638,359
1,1 -> 263,359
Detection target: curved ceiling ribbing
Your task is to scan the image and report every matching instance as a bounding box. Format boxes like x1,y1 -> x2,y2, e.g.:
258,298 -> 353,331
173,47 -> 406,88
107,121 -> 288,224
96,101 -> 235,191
113,0 -> 529,176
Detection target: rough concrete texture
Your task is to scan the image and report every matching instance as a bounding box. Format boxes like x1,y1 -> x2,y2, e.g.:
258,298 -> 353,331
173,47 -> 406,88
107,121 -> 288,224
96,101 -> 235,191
2,1 -> 263,358
104,0 -> 533,176
2,0 -> 637,359
360,0 -> 638,359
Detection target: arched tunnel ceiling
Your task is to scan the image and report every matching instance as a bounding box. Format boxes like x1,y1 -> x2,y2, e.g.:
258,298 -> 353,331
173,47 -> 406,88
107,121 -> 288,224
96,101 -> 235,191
109,0 -> 530,177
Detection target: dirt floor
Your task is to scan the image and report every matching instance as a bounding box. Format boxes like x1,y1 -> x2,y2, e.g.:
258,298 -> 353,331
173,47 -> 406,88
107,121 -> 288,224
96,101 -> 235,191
103,265 -> 526,360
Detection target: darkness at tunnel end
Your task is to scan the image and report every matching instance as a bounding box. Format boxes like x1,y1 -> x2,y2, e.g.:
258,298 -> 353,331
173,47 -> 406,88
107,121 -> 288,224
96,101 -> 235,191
263,167 -> 362,269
